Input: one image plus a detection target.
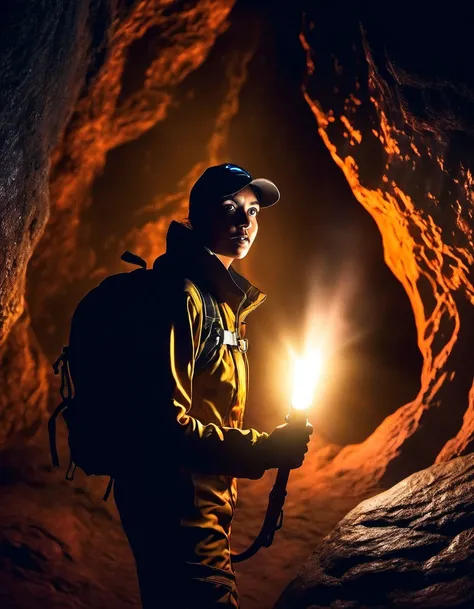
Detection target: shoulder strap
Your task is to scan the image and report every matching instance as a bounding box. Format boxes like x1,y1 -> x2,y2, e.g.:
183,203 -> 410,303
194,286 -> 223,371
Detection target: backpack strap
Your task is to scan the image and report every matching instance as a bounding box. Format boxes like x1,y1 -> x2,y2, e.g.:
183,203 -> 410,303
194,287 -> 250,371
48,346 -> 73,467
195,287 -> 223,371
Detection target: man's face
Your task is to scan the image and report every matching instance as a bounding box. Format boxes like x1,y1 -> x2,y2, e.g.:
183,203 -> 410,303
205,186 -> 260,260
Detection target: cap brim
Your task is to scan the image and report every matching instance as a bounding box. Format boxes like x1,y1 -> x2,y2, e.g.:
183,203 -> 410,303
248,178 -> 280,208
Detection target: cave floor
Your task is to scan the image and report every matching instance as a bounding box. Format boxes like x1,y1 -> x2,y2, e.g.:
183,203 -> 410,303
0,427 -> 378,609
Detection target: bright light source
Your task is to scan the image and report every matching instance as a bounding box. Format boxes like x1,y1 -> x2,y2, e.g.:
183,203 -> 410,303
291,348 -> 323,411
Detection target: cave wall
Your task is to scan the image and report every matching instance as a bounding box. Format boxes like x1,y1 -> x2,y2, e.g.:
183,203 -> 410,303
0,0 -> 114,446
299,3 -> 474,488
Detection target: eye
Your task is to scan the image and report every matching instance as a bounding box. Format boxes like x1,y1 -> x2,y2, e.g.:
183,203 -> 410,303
223,203 -> 236,213
248,207 -> 259,217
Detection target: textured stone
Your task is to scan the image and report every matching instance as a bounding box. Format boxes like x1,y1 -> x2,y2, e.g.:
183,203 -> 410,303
275,454 -> 474,609
0,0 -> 112,346
0,0 -> 113,445
0,436 -> 139,609
299,3 -> 474,489
0,310 -> 48,448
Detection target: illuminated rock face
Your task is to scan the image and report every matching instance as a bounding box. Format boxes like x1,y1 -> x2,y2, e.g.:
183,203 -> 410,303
275,454 -> 474,609
0,0 -> 113,444
0,310 -> 48,447
300,5 -> 474,487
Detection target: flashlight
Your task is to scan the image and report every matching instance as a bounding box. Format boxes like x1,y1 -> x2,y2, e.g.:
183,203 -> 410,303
232,346 -> 323,563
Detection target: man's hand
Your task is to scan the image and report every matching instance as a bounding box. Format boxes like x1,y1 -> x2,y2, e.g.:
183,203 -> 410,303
260,421 -> 313,470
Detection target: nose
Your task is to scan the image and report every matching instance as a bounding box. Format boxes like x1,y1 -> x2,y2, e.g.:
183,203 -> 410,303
236,208 -> 251,228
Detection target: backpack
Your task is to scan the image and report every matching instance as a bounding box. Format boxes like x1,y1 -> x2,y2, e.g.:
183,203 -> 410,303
48,250 -> 225,500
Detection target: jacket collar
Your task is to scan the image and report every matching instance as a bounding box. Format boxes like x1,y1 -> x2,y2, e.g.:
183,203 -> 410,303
155,221 -> 266,314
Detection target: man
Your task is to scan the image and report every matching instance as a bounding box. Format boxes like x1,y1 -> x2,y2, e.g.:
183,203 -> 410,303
114,163 -> 312,608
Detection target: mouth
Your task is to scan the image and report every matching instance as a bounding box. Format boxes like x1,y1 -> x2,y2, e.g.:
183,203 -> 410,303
231,234 -> 250,245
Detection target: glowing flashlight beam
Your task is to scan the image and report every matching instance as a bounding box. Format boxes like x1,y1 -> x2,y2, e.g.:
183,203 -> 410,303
291,348 -> 323,411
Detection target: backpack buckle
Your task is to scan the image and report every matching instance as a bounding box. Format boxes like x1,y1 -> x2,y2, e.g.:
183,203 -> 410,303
238,338 -> 248,353
222,330 -> 248,353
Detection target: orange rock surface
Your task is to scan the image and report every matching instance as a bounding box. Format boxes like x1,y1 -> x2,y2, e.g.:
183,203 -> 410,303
298,17 -> 474,490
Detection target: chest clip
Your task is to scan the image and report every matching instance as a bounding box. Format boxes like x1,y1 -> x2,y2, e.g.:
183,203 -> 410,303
222,330 -> 249,353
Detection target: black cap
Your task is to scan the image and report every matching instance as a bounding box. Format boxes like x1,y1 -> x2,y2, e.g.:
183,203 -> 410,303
189,163 -> 280,210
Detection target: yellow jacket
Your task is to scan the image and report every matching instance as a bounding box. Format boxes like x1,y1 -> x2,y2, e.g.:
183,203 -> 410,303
138,221 -> 269,572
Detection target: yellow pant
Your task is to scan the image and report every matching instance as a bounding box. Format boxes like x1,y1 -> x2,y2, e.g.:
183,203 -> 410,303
114,479 -> 239,608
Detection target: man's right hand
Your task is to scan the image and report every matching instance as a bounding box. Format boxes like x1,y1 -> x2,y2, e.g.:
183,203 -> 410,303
260,421 -> 313,470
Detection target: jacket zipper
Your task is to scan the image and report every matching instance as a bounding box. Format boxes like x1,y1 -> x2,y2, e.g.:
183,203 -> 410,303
225,294 -> 246,425
225,294 -> 246,515
223,287 -> 267,515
